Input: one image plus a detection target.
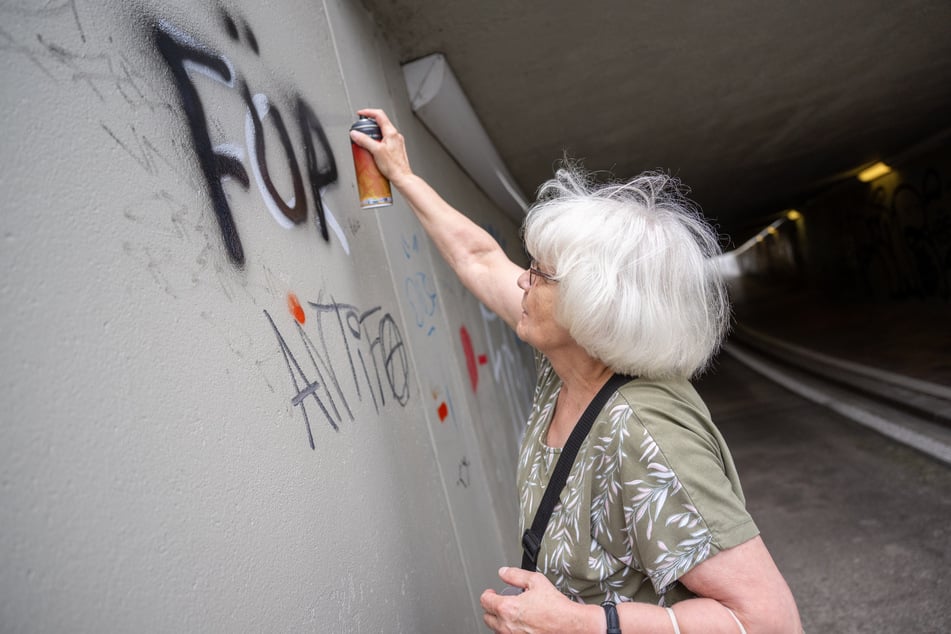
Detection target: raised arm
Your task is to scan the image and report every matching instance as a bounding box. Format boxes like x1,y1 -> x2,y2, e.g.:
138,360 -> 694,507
350,108 -> 525,330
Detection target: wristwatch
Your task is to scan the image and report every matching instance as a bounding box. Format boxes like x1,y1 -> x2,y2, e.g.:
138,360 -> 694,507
601,600 -> 622,634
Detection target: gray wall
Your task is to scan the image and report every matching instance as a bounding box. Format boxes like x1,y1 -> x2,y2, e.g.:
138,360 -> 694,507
0,1 -> 535,632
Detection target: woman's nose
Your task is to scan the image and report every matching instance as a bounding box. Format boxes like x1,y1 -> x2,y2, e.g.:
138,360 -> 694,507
517,268 -> 531,290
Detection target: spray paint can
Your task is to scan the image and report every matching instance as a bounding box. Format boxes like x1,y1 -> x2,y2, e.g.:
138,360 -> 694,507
350,116 -> 393,209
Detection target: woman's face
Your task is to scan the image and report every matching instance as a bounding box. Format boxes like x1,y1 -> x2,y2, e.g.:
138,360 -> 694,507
516,261 -> 573,353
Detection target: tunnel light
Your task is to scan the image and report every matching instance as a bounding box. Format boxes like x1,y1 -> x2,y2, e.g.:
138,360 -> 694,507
857,162 -> 892,182
719,211 -> 795,260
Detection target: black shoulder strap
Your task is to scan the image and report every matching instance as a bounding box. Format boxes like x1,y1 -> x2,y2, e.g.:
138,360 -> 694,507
521,372 -> 634,571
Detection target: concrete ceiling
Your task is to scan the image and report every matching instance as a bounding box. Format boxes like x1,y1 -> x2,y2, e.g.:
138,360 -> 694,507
360,0 -> 951,237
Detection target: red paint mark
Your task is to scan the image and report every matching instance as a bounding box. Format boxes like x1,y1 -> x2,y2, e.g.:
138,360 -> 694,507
437,402 -> 449,422
288,293 -> 306,325
460,326 -> 478,392
478,354 -> 488,366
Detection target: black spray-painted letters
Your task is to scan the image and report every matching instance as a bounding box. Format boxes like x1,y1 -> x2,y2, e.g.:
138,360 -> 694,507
153,13 -> 338,266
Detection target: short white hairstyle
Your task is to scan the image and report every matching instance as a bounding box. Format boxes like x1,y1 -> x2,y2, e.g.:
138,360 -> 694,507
523,165 -> 730,379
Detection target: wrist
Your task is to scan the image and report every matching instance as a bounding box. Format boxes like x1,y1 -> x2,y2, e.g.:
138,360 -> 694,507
579,602 -> 606,634
389,170 -> 417,191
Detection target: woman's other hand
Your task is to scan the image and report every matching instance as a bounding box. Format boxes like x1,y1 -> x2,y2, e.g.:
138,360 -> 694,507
349,108 -> 413,187
480,567 -> 601,634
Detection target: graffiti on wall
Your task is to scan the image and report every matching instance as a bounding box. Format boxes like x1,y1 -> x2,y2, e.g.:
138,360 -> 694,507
153,10 -> 345,267
4,2 -> 533,455
398,230 -> 454,425
401,233 -> 439,337
459,325 -> 489,392
456,310 -> 533,435
457,456 -> 471,488
265,293 -> 410,449
849,167 -> 951,300
478,304 -> 534,437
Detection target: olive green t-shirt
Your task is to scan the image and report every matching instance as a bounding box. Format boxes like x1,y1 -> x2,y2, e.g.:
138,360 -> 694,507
516,355 -> 759,606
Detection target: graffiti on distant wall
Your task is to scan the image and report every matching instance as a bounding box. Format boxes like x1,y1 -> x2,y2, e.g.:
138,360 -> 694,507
265,293 -> 410,449
849,167 -> 951,300
153,10 -> 344,266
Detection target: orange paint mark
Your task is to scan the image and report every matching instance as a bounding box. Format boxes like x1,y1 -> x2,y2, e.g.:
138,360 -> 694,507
288,293 -> 306,325
437,402 -> 449,422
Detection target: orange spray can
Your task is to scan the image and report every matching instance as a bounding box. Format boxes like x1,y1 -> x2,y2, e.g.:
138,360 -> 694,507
350,116 -> 393,209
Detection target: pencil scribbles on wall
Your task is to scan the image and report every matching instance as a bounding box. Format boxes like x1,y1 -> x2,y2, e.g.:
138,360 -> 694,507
265,293 -> 411,450
153,12 -> 341,267
1,4 -> 200,188
457,456 -> 470,488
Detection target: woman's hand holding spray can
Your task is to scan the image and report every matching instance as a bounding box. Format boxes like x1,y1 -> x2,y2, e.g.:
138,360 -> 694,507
350,116 -> 393,209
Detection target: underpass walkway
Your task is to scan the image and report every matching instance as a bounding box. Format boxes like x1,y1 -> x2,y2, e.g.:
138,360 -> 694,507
727,278 -> 951,386
695,355 -> 950,634
692,278 -> 951,632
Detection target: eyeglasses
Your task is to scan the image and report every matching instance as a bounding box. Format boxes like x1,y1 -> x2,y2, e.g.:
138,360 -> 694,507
528,260 -> 557,286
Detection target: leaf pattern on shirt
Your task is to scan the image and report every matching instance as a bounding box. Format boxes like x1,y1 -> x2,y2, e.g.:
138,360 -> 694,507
590,400 -> 628,541
651,528 -> 714,591
627,462 -> 681,540
515,356 -> 739,605
626,427 -> 713,591
518,390 -> 558,536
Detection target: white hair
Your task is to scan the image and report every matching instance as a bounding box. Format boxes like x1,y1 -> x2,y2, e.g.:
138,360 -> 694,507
523,165 -> 730,379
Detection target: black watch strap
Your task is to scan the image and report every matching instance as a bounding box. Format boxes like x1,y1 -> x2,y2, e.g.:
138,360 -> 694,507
601,600 -> 621,634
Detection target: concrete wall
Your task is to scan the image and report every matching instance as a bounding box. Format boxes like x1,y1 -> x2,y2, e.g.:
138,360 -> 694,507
0,1 -> 535,632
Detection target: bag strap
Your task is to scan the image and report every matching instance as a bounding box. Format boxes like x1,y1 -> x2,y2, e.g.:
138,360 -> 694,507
521,372 -> 635,571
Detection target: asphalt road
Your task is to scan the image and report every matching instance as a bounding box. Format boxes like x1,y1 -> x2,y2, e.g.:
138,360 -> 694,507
695,354 -> 951,634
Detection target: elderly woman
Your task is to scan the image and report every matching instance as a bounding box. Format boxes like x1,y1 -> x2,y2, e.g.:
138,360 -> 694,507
351,109 -> 802,634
